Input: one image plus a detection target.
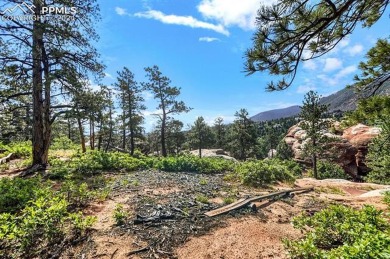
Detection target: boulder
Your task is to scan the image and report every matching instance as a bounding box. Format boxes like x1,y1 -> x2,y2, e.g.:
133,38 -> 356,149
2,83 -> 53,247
189,149 -> 237,161
284,123 -> 381,177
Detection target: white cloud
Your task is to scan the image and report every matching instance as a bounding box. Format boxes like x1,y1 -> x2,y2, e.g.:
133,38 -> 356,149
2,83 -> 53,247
199,37 -> 220,42
323,58 -> 342,72
115,7 -> 127,16
339,38 -> 350,48
317,74 -> 338,86
197,0 -> 276,30
336,65 -> 357,78
134,10 -> 230,36
142,91 -> 154,101
297,85 -> 317,94
104,73 -> 114,79
303,59 -> 317,70
344,44 -> 364,56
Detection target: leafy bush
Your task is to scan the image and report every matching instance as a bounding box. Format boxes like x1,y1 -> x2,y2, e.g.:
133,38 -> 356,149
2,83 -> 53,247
276,140 -> 294,160
365,119 -> 390,184
71,151 -> 148,174
284,205 -> 390,258
50,136 -> 78,150
308,160 -> 346,180
234,159 -> 295,187
113,204 -> 129,226
0,177 -> 49,213
384,191 -> 390,209
0,179 -> 95,257
0,141 -> 31,158
61,181 -> 96,207
155,155 -> 235,174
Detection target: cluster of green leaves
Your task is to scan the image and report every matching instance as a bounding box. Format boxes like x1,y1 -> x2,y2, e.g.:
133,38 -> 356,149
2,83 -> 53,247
0,178 -> 96,257
343,95 -> 390,127
384,191 -> 390,208
366,119 -> 390,184
284,205 -> 390,258
0,177 -> 46,213
154,155 -> 235,174
0,141 -> 32,158
113,203 -> 129,226
233,159 -> 297,187
70,151 -> 150,174
308,161 -> 347,180
50,136 -> 79,151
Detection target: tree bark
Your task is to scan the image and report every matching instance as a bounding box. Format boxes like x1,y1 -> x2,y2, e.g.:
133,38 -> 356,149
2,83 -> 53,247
77,112 -> 86,153
31,1 -> 48,167
105,97 -> 113,152
312,138 -> 318,179
161,116 -> 167,157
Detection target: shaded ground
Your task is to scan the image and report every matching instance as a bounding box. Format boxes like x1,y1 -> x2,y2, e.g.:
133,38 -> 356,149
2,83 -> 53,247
60,171 -> 389,259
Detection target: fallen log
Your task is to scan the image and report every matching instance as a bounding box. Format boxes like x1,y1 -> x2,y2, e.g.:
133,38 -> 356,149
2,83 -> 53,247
126,246 -> 149,256
205,187 -> 313,217
0,153 -> 13,165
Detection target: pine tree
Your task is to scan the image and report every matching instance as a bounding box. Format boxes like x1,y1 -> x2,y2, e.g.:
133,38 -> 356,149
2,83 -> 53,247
300,91 -> 330,179
143,65 -> 191,157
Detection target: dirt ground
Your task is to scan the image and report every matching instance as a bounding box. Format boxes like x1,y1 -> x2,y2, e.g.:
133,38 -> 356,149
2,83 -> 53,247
57,171 -> 389,259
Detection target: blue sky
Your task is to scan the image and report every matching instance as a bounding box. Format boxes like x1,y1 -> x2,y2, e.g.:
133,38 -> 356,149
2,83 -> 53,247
95,0 -> 389,131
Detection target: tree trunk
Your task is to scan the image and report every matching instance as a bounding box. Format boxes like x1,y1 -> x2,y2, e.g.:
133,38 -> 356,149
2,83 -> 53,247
198,143 -> 202,158
90,119 -> 95,150
161,116 -> 167,157
31,1 -> 48,167
97,120 -> 103,151
122,103 -> 126,150
128,95 -> 135,156
105,99 -> 113,152
68,118 -> 71,140
312,138 -> 318,179
77,113 -> 86,153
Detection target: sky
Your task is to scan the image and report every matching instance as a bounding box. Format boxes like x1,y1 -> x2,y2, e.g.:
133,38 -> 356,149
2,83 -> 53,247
95,0 -> 390,131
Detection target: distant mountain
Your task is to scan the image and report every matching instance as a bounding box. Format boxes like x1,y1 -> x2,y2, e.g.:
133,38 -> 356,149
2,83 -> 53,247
251,77 -> 390,122
320,78 -> 390,112
250,105 -> 301,122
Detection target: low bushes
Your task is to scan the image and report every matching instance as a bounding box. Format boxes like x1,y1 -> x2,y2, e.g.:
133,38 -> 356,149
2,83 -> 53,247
284,205 -> 390,258
0,141 -> 31,158
154,155 -> 235,174
70,151 -> 149,174
308,160 -> 347,180
0,177 -> 47,213
0,178 -> 95,257
233,159 -> 297,187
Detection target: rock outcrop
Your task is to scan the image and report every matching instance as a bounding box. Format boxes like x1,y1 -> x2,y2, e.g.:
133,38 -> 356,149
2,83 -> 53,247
189,149 -> 237,161
285,123 -> 381,177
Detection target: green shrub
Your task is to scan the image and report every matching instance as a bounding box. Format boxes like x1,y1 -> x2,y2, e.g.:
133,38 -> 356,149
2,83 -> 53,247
155,155 -> 235,174
61,181 -> 95,207
0,187 -> 95,257
284,205 -> 390,258
0,177 -> 49,213
195,194 -> 210,204
384,191 -> 390,209
308,160 -> 346,180
366,155 -> 390,184
71,151 -> 148,174
234,159 -> 295,187
50,136 -> 77,150
0,141 -> 31,158
113,204 -> 129,226
365,119 -> 390,184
